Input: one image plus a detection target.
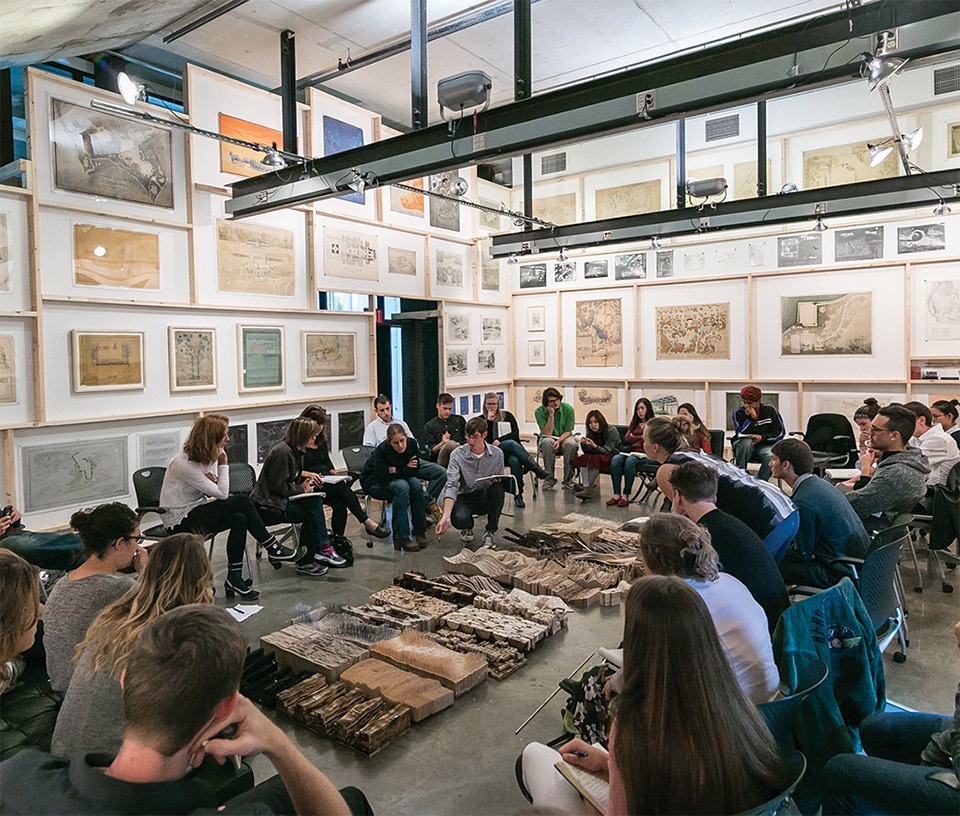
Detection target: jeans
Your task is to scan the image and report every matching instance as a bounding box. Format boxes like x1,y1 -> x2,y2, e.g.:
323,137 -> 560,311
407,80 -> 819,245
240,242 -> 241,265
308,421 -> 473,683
538,436 -> 579,482
0,530 -> 83,570
451,483 -> 506,533
417,461 -> 447,502
171,495 -> 271,566
366,477 -> 426,540
256,497 -> 329,558
761,509 -> 800,563
320,480 -> 369,537
498,439 -> 534,495
732,437 -> 774,481
609,454 -> 642,496
821,711 -> 958,815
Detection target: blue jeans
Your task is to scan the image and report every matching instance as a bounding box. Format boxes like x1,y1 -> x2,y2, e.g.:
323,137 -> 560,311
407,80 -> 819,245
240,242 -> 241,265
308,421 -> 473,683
257,497 -> 329,559
761,509 -> 800,563
1,529 -> 83,570
498,439 -> 534,494
609,454 -> 641,495
821,711 -> 957,815
417,461 -> 447,502
366,477 -> 426,540
732,437 -> 774,481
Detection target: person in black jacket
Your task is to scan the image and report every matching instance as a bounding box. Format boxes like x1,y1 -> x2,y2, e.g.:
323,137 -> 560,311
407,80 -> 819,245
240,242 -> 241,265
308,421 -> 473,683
731,385 -> 785,481
423,393 -> 466,468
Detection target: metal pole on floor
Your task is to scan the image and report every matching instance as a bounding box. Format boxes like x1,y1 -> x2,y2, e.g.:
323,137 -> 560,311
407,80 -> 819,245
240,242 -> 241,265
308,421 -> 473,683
514,651 -> 595,735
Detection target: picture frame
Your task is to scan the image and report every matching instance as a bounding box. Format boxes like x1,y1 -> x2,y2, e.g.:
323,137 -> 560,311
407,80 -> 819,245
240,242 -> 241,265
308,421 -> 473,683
71,330 -> 145,392
237,325 -> 284,392
528,339 -> 547,366
301,331 -> 357,382
168,327 -> 217,392
527,305 -> 546,332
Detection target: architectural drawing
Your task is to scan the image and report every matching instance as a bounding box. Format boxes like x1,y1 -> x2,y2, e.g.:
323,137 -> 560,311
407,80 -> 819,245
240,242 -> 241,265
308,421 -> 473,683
322,115 -> 365,204
477,349 -> 496,372
527,306 -> 545,332
575,298 -> 623,367
777,234 -> 822,267
22,437 -> 129,512
898,223 -> 946,254
655,303 -> 731,360
925,279 -> 960,340
169,328 -> 217,391
434,250 -> 464,287
949,122 -> 960,158
780,292 -> 872,355
387,246 -> 417,276
835,226 -> 884,261
0,213 -> 9,291
481,316 -> 503,344
390,178 -> 424,217
323,226 -> 378,280
218,219 -> 296,294
446,349 -> 468,377
573,387 -> 615,417
73,223 -> 160,289
479,239 -> 500,291
218,113 -> 283,178
478,198 -> 502,230
526,388 -> 544,423
519,263 -> 547,289
51,98 -> 173,208
429,172 -> 461,231
302,332 -> 356,380
684,252 -> 705,272
338,410 -> 366,449
584,260 -> 608,279
647,394 -> 680,415
656,250 -> 674,278
238,326 -> 284,391
73,331 -> 144,391
446,314 -> 471,344
0,333 -> 15,403
256,418 -> 293,463
733,160 -> 771,200
595,179 -> 660,218
533,192 -> 577,226
528,340 -> 546,366
138,431 -> 181,468
802,139 -> 898,189
748,242 -> 766,267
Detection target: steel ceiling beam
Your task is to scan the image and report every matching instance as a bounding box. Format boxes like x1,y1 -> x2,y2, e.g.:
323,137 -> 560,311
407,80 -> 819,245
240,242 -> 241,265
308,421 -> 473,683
226,1 -> 959,219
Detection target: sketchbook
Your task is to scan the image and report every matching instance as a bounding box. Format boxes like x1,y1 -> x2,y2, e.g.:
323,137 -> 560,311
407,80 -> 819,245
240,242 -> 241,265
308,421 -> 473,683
554,761 -> 609,814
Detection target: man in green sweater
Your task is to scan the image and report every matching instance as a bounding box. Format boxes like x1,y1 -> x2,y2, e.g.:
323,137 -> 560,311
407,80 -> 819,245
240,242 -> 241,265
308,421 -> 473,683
535,387 -> 579,490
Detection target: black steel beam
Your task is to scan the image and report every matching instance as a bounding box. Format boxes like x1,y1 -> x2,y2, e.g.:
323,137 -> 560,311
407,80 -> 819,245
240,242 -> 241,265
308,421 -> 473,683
675,119 -> 686,210
757,100 -> 767,197
280,30 -> 297,154
411,0 -> 427,130
516,0 -> 532,224
0,70 -> 13,167
488,171 -> 960,256
163,0 -> 252,43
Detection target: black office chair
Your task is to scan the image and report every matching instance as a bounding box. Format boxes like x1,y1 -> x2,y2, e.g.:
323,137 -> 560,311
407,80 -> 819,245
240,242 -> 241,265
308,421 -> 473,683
906,460 -> 960,593
709,429 -> 726,460
758,660 -> 829,756
228,462 -> 302,565
790,413 -> 858,472
132,466 -> 169,540
738,751 -> 807,816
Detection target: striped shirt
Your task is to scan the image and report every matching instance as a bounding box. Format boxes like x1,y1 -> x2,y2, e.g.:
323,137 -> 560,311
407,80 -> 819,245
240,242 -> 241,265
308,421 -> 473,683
443,442 -> 505,502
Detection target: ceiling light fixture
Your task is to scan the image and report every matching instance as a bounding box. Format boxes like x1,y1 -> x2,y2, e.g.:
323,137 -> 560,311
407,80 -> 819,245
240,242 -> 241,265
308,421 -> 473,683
650,236 -> 661,250
261,142 -> 287,168
862,53 -> 908,92
778,182 -> 799,194
557,247 -> 566,262
347,170 -> 379,194
861,50 -> 914,175
116,71 -> 147,105
933,199 -> 952,216
437,70 -> 492,132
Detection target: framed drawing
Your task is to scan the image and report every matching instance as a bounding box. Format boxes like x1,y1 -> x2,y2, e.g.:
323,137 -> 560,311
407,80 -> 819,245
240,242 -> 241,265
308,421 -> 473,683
22,437 -> 129,513
337,410 -> 366,449
0,212 -> 8,292
0,333 -> 15,403
71,331 -> 145,392
835,226 -> 884,261
446,313 -> 471,345
446,349 -> 468,377
655,303 -> 731,361
428,172 -> 461,232
781,293 -> 872,356
479,238 -> 501,293
575,298 -> 623,367
777,234 -> 822,267
898,223 -> 946,254
168,328 -> 217,391
256,418 -> 293,463
595,179 -> 661,219
301,331 -> 356,382
481,316 -> 503,344
527,305 -> 546,332
528,340 -> 546,366
615,253 -> 646,280
322,225 -> 379,280
584,260 -> 609,279
225,424 -> 249,465
802,138 -> 898,189
533,192 -> 577,226
390,178 -> 425,218
217,219 -> 296,295
138,431 -> 182,468
519,263 -> 547,289
73,223 -> 160,289
926,279 -> 960,341
949,121 -> 960,158
573,387 -> 616,416
656,250 -> 675,278
218,113 -> 283,178
238,325 -> 284,392
387,246 -> 417,276
434,249 -> 464,288
477,349 -> 496,373
554,261 -> 576,283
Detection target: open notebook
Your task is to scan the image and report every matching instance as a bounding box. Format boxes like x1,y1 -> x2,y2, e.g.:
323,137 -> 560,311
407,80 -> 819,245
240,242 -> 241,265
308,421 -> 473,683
554,761 -> 610,815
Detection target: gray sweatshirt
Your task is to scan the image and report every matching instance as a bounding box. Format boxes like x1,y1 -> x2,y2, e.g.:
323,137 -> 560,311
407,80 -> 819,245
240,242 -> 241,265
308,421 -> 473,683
846,447 -> 930,523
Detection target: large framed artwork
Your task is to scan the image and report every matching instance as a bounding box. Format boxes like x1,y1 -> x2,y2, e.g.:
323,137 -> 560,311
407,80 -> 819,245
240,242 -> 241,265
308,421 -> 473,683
73,223 -> 160,289
0,333 -> 15,404
301,332 -> 356,382
802,138 -> 898,189
925,279 -> 960,341
218,113 -> 283,178
575,298 -> 623,367
168,328 -> 217,391
256,418 -> 293,463
138,431 -> 182,468
655,303 -> 731,360
71,331 -> 145,392
238,325 -> 284,392
22,437 -> 129,512
217,219 -> 296,296
323,226 -> 379,281
780,293 -> 872,356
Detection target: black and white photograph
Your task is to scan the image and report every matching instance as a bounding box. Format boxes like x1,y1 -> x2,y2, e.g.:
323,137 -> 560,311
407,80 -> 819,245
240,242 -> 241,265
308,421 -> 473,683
584,260 -> 609,279
777,233 -> 823,267
898,223 -> 946,254
835,226 -> 884,261
446,348 -> 468,376
477,348 -> 496,372
554,261 -> 576,282
519,262 -> 547,289
656,250 -> 674,278
615,252 -> 646,280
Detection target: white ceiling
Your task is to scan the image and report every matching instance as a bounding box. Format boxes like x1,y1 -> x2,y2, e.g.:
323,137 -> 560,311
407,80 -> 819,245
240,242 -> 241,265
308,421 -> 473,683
1,0 -> 844,127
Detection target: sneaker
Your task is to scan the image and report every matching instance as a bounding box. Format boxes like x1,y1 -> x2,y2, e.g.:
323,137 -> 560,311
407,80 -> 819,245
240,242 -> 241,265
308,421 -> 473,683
460,527 -> 475,544
263,539 -> 298,561
296,561 -> 329,577
542,477 -> 558,491
481,531 -> 495,549
561,479 -> 577,491
314,547 -> 348,568
394,537 -> 420,552
514,495 -> 526,508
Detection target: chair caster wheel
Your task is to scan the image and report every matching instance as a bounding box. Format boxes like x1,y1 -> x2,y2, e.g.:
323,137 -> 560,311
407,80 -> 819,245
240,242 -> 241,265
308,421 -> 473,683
366,541 -> 375,548
913,586 -> 923,593
942,583 -> 953,593
893,652 -> 907,663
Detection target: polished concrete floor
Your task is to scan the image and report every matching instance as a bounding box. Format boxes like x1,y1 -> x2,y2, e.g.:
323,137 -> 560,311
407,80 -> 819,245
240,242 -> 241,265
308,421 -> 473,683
216,485 -> 960,816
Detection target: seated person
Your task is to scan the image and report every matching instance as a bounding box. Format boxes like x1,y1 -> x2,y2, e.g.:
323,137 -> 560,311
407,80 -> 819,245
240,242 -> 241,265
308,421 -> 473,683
770,438 -> 870,589
572,410 -> 620,501
854,397 -> 881,458
820,618 -> 959,816
845,404 -> 930,533
50,534 -> 213,759
0,549 -> 42,694
299,404 -> 391,545
535,387 -> 580,491
251,417 -> 345,579
678,402 -> 713,454
360,424 -> 428,553
435,417 -> 506,550
477,392 -> 549,508
931,399 -> 960,447
731,385 -> 785,481
1,603 -> 367,816
423,393 -> 466,468
668,460 -> 789,632
608,398 -> 653,507
905,401 -> 960,488
521,575 -> 787,815
42,503 -> 147,692
160,414 -> 296,601
0,504 -> 83,571
362,395 -> 445,518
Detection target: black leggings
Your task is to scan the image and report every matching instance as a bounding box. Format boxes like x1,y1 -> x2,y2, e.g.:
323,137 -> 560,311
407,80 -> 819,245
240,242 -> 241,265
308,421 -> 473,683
172,495 -> 271,565
321,480 -> 369,536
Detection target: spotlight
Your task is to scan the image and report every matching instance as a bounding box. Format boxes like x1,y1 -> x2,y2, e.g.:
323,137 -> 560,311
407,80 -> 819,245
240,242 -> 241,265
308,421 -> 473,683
507,254 -> 519,265
867,143 -> 894,167
261,142 -> 287,168
347,170 -> 379,194
903,127 -> 924,151
650,236 -> 661,250
813,216 -> 827,232
933,199 -> 952,217
449,176 -> 469,197
778,182 -> 799,195
863,53 -> 908,92
558,247 -> 566,262
686,177 -> 727,199
117,71 -> 146,105
437,70 -> 492,123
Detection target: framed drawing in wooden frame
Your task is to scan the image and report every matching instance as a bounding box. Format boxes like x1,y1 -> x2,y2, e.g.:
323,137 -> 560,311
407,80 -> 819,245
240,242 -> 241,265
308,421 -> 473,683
71,330 -> 145,392
168,327 -> 217,392
237,325 -> 284,392
301,331 -> 356,382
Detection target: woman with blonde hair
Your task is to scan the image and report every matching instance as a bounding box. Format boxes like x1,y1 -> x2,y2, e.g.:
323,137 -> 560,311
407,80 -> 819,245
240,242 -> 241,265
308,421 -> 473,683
160,414 -> 296,600
0,549 -> 42,694
51,533 -> 213,758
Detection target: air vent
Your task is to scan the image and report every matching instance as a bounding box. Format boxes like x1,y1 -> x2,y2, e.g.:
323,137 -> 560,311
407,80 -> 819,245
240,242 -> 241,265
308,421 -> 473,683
933,64 -> 960,95
705,114 -> 740,142
540,152 -> 567,175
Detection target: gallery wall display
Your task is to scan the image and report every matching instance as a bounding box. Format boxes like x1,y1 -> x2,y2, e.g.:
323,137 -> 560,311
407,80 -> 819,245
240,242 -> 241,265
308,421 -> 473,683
0,192 -> 29,314
655,302 -> 731,361
238,325 -> 285,392
582,161 -> 671,221
429,238 -> 473,301
217,219 -> 296,296
71,331 -> 145,392
301,332 -> 356,382
561,289 -> 636,379
168,328 -> 218,391
910,261 -> 960,358
138,430 -> 182,468
256,417 -> 294,463
441,305 -> 509,386
21,437 -> 129,513
0,333 -> 17,404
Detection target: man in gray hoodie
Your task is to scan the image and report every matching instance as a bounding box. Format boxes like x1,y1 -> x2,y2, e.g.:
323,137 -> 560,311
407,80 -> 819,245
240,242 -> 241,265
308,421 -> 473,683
845,404 -> 930,533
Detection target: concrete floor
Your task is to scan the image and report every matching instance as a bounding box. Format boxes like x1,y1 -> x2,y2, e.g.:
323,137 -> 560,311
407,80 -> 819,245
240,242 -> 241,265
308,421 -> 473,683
215,486 -> 960,816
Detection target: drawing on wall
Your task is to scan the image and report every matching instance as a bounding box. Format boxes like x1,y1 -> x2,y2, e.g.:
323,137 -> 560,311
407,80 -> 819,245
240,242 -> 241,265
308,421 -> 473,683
138,431 -> 181,468
655,303 -> 731,361
481,316 -> 503,344
446,349 -> 468,377
387,246 -> 417,276
72,331 -> 145,391
0,334 -> 15,404
526,387 -> 545,423
22,437 -> 129,512
527,305 -> 546,332
477,349 -> 496,372
218,219 -> 296,295
218,113 -> 283,178
472,394 -> 482,413
478,198 -> 502,230
584,260 -> 608,279
898,223 -> 946,254
817,396 -> 868,420
533,192 -> 577,225
648,394 -> 679,415
256,418 -> 292,463
323,226 -> 378,280
302,332 -> 356,381
573,387 -> 615,417
780,292 -> 872,356
338,411 -> 366,449
528,340 -> 546,366
714,248 -> 738,269
949,122 -> 960,158
0,213 -> 11,291
322,115 -> 365,204
802,139 -> 898,189
725,392 -> 779,431
225,424 -> 249,465
428,172 -> 461,231
169,328 -> 217,391
733,160 -> 772,200
684,252 -> 705,272
459,395 -> 470,414
446,313 -> 471,344
434,250 -> 465,288
238,325 -> 284,392
73,223 -> 160,289
519,263 -> 547,289
656,250 -> 674,278
554,261 -> 575,282
479,239 -> 500,291
925,279 -> 960,340
835,226 -> 884,261
777,234 -> 823,267
51,98 -> 173,208
595,179 -> 661,219
390,178 -> 424,217
748,242 -> 766,267
575,298 -> 623,367
615,253 -> 646,280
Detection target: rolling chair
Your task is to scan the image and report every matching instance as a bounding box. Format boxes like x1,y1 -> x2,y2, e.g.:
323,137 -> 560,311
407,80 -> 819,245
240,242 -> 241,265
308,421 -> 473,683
789,413 -> 858,473
905,460 -> 960,593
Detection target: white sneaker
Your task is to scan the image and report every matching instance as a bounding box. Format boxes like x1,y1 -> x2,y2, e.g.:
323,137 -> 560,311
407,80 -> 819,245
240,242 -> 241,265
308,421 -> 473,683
481,531 -> 495,549
460,527 -> 475,543
314,548 -> 348,568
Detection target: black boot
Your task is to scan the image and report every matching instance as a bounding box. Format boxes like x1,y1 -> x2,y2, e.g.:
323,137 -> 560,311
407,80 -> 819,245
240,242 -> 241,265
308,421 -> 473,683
514,492 -> 526,508
262,535 -> 298,567
224,570 -> 260,600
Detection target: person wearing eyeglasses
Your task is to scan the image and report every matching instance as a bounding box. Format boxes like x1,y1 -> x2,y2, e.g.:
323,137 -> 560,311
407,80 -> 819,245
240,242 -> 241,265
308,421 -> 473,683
40,503 -> 147,693
535,387 -> 579,490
